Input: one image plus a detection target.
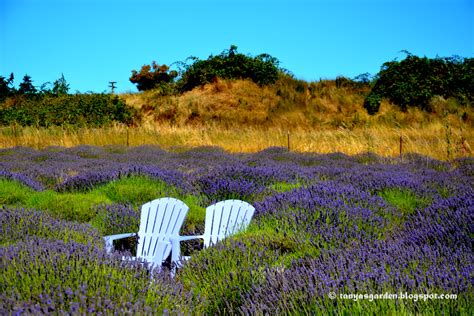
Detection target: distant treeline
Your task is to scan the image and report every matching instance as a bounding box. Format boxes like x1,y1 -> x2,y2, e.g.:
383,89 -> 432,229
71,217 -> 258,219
0,74 -> 135,127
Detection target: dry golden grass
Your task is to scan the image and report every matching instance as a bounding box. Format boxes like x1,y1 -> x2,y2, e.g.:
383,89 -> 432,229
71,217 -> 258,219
0,122 -> 471,160
122,79 -> 280,128
121,78 -> 472,130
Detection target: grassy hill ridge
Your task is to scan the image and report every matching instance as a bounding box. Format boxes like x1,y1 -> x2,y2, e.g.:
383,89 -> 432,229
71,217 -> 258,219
122,75 -> 472,131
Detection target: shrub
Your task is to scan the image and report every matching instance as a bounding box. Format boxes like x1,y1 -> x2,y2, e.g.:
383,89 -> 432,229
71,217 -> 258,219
177,45 -> 280,92
363,92 -> 382,115
129,61 -> 177,92
0,93 -> 136,127
365,53 -> 473,114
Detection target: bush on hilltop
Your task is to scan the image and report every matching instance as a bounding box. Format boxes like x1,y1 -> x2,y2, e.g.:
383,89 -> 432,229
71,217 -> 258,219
364,53 -> 473,114
129,46 -> 281,93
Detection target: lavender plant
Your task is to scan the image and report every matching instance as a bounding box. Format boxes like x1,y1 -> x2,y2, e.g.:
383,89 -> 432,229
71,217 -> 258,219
90,203 -> 139,237
1,238 -> 202,314
0,207 -> 101,246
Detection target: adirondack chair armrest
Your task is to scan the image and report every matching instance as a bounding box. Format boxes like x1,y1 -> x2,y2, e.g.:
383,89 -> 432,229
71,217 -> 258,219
170,235 -> 204,265
103,233 -> 136,253
177,235 -> 204,242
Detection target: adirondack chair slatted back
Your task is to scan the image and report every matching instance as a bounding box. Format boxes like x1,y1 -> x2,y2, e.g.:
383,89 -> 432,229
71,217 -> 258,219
204,199 -> 255,247
136,197 -> 188,262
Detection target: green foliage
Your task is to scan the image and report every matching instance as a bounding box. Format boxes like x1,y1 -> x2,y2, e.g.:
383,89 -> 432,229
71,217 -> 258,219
353,72 -> 373,84
0,178 -> 115,222
363,92 -> 382,115
129,61 -> 177,92
365,53 -> 473,114
95,176 -> 206,226
0,73 -> 15,102
0,93 -> 136,127
52,73 -> 70,95
379,188 -> 430,215
0,179 -> 34,205
177,45 -> 280,92
96,176 -> 173,205
18,74 -> 37,96
25,190 -> 111,222
269,181 -> 303,193
1,73 -> 70,98
0,177 -> 205,227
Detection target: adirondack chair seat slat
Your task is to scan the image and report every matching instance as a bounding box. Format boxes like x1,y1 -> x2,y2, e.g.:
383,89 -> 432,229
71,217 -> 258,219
176,235 -> 205,242
120,239 -> 168,268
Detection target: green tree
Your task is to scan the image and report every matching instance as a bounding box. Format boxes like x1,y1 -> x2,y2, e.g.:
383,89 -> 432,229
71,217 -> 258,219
39,82 -> 52,95
353,73 -> 372,84
52,74 -> 70,95
0,73 -> 14,101
18,74 -> 37,96
129,61 -> 177,92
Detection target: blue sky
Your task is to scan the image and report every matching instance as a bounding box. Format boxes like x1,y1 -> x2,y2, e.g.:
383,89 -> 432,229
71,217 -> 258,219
1,0 -> 472,93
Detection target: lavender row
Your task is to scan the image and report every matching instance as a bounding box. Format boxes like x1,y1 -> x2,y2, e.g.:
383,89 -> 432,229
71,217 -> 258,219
0,170 -> 45,191
54,164 -> 193,193
1,238 -> 202,314
239,240 -> 472,314
0,207 -> 101,246
1,146 -> 472,204
92,203 -> 139,236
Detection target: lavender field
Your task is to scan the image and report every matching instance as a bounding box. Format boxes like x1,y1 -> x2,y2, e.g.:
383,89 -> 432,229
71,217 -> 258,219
0,145 -> 473,314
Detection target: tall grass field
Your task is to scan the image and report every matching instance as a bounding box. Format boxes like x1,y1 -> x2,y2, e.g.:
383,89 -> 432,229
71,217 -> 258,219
0,122 -> 471,161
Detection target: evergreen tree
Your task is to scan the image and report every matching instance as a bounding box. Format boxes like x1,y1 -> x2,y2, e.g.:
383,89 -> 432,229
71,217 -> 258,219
18,74 -> 37,96
0,73 -> 14,101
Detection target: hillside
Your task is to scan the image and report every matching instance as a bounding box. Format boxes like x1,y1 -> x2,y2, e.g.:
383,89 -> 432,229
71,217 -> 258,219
121,76 -> 472,131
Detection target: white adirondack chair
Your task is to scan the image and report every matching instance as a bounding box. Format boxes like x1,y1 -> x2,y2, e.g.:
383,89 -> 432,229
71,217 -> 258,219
170,199 -> 255,267
104,197 -> 189,271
